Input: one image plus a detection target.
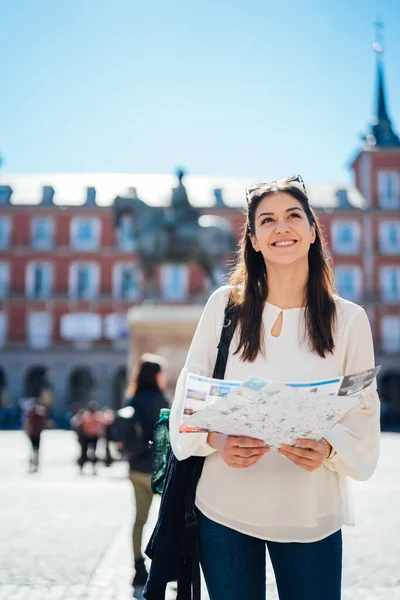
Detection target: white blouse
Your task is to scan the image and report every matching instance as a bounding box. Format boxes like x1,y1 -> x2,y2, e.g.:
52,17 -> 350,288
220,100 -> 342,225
169,286 -> 381,543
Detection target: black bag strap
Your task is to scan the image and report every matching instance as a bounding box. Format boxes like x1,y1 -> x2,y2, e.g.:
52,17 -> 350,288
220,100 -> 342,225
190,297 -> 238,600
144,296 -> 239,600
212,298 -> 238,380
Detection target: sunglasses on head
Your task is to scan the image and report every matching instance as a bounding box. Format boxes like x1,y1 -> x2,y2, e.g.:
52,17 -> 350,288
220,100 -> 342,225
245,175 -> 307,205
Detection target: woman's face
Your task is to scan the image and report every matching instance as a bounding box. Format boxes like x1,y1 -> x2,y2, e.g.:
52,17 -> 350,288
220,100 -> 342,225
250,192 -> 316,267
156,369 -> 168,391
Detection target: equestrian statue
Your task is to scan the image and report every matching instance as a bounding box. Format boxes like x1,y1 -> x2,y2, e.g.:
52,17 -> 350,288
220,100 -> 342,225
112,169 -> 237,299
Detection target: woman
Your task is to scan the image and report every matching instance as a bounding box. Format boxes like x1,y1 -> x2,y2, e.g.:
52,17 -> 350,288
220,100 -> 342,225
23,397 -> 48,473
71,400 -> 105,474
169,175 -> 380,600
125,354 -> 169,588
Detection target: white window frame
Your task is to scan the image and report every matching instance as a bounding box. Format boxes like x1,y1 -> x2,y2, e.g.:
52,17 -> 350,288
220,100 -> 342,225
0,312 -> 7,348
381,316 -> 400,354
380,266 -> 400,303
331,221 -> 361,255
379,221 -> 400,255
69,262 -> 100,300
117,215 -> 136,251
70,217 -> 101,251
377,171 -> 400,209
0,217 -> 11,250
27,312 -> 53,349
160,264 -> 189,302
31,217 -> 55,250
0,262 -> 10,299
334,265 -> 362,302
112,262 -> 142,301
26,262 -> 53,300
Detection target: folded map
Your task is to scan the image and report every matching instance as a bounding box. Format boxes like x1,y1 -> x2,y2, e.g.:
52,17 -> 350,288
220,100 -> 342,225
179,367 -> 380,448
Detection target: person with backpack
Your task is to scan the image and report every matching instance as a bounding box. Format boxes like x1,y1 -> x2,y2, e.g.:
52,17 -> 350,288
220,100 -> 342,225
23,397 -> 48,473
71,400 -> 106,474
122,353 -> 169,590
164,176 -> 380,600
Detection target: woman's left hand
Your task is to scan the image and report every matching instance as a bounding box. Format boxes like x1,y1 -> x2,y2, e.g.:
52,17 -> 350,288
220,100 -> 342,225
278,439 -> 331,472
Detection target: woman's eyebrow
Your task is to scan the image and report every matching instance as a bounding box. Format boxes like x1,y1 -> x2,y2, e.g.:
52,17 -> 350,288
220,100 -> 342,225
257,207 -> 303,220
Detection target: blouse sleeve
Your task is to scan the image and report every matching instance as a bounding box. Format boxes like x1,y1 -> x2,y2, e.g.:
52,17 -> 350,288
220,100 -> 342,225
169,287 -> 229,461
324,307 -> 381,481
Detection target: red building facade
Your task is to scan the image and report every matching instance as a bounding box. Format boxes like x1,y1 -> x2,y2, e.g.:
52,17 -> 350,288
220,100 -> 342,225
0,53 -> 399,422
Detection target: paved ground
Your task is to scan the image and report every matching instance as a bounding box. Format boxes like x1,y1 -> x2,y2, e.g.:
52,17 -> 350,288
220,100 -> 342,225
0,430 -> 399,599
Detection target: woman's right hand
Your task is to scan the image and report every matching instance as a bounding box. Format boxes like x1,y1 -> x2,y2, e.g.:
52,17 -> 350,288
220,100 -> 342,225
207,433 -> 270,468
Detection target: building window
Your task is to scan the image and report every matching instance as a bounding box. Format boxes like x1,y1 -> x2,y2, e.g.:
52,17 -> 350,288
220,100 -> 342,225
331,221 -> 361,255
335,266 -> 362,302
160,265 -> 189,302
69,263 -> 99,300
0,263 -> 10,298
377,171 -> 400,209
380,267 -> 400,303
0,312 -> 7,348
113,263 -> 141,300
31,218 -> 54,250
26,262 -> 53,299
0,217 -> 11,250
70,217 -> 101,251
117,215 -> 136,251
379,221 -> 400,255
381,316 -> 400,353
28,312 -> 52,349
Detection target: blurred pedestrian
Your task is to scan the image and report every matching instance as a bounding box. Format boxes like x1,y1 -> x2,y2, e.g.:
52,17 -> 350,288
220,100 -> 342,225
23,398 -> 48,473
168,175 -> 381,600
123,354 -> 169,589
71,400 -> 105,474
70,407 -> 85,460
102,405 -> 115,466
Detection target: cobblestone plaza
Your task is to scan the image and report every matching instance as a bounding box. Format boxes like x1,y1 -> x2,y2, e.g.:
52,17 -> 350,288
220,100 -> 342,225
0,431 -> 399,599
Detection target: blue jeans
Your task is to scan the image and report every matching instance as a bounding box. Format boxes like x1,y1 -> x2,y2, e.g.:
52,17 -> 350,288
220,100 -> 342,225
197,510 -> 342,600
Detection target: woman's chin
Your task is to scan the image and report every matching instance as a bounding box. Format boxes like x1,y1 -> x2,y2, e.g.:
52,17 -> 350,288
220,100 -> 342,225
265,253 -> 305,267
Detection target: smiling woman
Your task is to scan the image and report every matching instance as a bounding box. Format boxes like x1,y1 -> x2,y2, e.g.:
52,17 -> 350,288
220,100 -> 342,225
230,179 -> 336,361
248,196 -> 316,339
168,175 -> 381,600
252,198 -> 315,262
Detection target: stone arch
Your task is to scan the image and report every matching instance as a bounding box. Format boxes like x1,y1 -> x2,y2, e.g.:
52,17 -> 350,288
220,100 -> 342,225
112,366 -> 127,411
24,365 -> 50,398
68,366 -> 96,413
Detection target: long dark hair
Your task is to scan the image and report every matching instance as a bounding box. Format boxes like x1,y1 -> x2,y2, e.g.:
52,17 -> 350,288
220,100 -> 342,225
126,353 -> 165,396
228,184 -> 336,361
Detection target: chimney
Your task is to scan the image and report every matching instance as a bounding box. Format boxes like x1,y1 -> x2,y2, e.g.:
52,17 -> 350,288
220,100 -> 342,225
85,187 -> 96,206
0,185 -> 12,205
335,188 -> 351,209
213,188 -> 225,208
41,186 -> 55,205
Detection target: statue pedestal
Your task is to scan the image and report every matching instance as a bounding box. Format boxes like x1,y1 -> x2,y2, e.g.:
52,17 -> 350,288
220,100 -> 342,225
126,304 -> 204,394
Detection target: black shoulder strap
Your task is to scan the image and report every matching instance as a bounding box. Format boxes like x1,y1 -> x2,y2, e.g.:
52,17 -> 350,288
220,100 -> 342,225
144,296 -> 239,600
212,298 -> 238,380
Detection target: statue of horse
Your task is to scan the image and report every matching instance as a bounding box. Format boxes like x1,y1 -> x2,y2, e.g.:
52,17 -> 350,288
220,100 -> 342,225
113,188 -> 237,299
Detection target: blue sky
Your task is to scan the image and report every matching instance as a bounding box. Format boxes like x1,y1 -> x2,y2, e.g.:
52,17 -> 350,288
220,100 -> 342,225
0,0 -> 399,184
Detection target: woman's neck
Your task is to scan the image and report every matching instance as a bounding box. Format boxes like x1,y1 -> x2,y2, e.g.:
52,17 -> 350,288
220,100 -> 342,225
265,261 -> 308,310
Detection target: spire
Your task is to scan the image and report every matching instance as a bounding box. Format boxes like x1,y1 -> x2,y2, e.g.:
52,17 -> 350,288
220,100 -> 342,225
376,59 -> 390,123
368,22 -> 400,147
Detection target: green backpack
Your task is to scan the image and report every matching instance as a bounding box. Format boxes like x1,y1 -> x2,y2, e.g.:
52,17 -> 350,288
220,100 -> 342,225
151,407 -> 171,494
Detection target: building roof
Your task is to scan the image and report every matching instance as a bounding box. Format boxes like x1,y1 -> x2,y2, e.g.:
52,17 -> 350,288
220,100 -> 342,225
0,172 -> 367,211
